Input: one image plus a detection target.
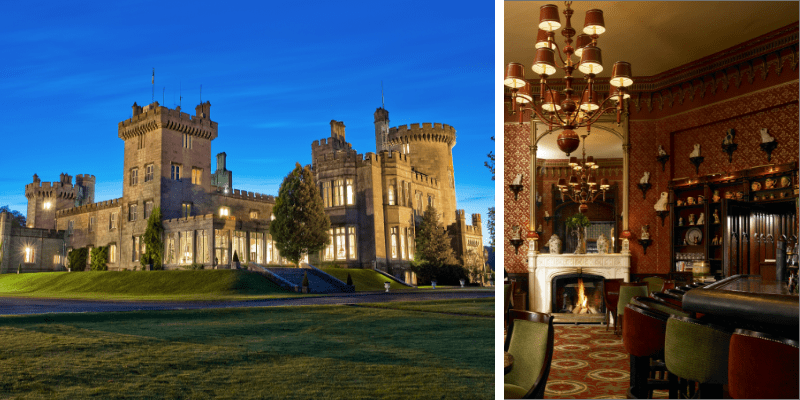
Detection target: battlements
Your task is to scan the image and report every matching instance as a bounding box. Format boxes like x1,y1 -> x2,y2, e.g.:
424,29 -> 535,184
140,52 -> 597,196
163,213 -> 216,225
55,197 -> 122,218
118,101 -> 218,141
25,173 -> 94,199
214,188 -> 275,203
330,120 -> 345,141
311,136 -> 352,150
386,122 -> 456,146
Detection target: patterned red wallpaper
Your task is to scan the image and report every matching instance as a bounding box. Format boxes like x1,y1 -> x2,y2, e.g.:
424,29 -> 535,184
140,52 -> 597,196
504,122 -> 531,274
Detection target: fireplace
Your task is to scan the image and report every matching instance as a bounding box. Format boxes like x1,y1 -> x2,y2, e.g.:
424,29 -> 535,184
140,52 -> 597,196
552,274 -> 605,315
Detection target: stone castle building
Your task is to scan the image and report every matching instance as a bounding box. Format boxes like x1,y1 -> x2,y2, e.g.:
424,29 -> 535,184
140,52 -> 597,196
1,101 -> 483,283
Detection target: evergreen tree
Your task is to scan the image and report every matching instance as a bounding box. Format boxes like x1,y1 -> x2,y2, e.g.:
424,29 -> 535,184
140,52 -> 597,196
270,163 -> 331,266
484,136 -> 495,250
90,246 -> 109,271
141,207 -> 164,270
414,204 -> 456,266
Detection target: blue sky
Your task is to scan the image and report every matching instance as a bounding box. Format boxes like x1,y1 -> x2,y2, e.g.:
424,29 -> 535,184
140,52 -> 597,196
0,0 -> 494,244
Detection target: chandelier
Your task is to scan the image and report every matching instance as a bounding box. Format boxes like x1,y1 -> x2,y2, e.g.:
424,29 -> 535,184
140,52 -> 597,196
503,1 -> 633,157
557,135 -> 610,213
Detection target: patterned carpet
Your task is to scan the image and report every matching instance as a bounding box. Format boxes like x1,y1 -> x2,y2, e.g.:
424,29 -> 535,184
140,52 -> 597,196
544,323 -> 668,399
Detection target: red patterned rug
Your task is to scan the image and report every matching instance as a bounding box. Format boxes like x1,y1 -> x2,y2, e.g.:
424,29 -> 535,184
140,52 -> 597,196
544,323 -> 668,399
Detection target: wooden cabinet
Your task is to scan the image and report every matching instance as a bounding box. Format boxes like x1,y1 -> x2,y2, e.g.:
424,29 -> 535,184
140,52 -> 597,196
669,163 -> 798,279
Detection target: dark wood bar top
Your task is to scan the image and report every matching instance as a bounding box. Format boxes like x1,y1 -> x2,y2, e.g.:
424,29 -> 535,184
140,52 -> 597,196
683,275 -> 799,328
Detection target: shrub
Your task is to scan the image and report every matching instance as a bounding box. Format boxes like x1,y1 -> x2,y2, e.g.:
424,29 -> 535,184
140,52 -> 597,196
412,262 -> 468,286
302,271 -> 309,287
68,248 -> 89,271
179,263 -> 205,270
232,251 -> 240,263
346,273 -> 353,286
90,246 -> 109,271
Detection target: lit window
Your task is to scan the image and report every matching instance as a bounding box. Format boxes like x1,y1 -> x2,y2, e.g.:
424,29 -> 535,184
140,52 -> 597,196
348,227 -> 356,260
43,201 -> 52,210
407,228 -> 414,259
129,204 -> 137,221
324,229 -> 334,261
24,247 -> 34,263
400,227 -> 406,260
53,254 -> 62,266
335,227 -> 346,260
180,231 -> 193,264
133,236 -> 140,262
197,230 -> 209,263
270,213 -> 275,221
219,207 -> 230,217
130,168 -> 138,186
171,164 -> 181,180
144,164 -> 154,182
182,133 -> 192,149
334,179 -> 345,206
109,244 -> 116,263
89,216 -> 95,232
182,202 -> 192,218
346,179 -> 354,205
215,229 -> 229,265
388,184 -> 395,206
323,181 -> 332,207
391,227 -> 398,259
250,232 -> 263,263
233,231 -> 246,262
192,168 -> 202,185
109,212 -> 117,230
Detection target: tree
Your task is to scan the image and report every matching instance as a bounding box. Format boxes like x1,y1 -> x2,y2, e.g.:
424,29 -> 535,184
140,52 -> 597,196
90,246 -> 109,271
0,206 -> 26,228
141,207 -> 164,270
270,163 -> 331,266
68,248 -> 89,271
414,204 -> 456,266
463,248 -> 484,284
484,137 -> 495,250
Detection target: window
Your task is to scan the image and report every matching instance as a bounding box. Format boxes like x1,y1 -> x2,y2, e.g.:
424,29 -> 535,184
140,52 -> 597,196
130,168 -> 138,186
428,195 -> 434,208
197,230 -> 209,263
145,164 -> 154,182
109,212 -> 117,230
233,231 -> 246,262
182,133 -> 192,149
53,254 -> 62,266
266,234 -> 275,263
109,244 -> 116,263
145,201 -> 153,219
180,231 -> 193,264
391,227 -> 398,259
137,134 -> 145,150
129,204 -> 137,221
348,227 -> 356,260
400,227 -> 406,260
323,181 -> 332,207
324,229 -> 334,261
334,179 -> 345,206
132,236 -> 140,262
219,207 -> 230,217
182,202 -> 192,218
23,247 -> 35,263
406,182 -> 412,207
398,181 -> 404,206
415,192 -> 422,211
171,164 -> 181,180
388,182 -> 395,205
192,167 -> 202,185
250,210 -> 259,219
407,228 -> 414,260
165,233 -> 176,264
68,220 -> 74,235
88,216 -> 95,232
335,227 -> 346,260
215,229 -> 229,265
250,232 -> 263,263
346,179 -> 354,205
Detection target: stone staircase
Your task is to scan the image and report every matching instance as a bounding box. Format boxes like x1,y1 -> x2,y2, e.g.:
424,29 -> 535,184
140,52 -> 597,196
251,264 -> 353,294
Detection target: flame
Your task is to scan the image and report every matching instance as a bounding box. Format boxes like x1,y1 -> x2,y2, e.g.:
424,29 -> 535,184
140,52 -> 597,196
577,278 -> 587,308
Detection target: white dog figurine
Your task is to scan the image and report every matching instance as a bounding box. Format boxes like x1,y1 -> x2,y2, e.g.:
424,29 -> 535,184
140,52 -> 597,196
658,145 -> 667,156
654,192 -> 669,211
512,173 -> 523,185
722,128 -> 735,145
760,128 -> 775,143
697,212 -> 705,225
690,143 -> 701,158
640,171 -> 650,184
641,225 -> 650,240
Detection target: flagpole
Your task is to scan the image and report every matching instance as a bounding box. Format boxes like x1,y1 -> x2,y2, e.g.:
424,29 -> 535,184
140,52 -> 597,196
151,68 -> 155,103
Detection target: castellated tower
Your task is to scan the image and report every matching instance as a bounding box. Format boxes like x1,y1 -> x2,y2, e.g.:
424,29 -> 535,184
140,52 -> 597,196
118,100 -> 218,221
386,122 -> 458,227
25,173 -> 94,229
374,108 -> 390,154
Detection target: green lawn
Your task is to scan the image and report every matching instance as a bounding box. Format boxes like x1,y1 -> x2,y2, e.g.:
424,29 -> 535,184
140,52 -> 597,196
359,298 -> 494,317
0,303 -> 493,399
0,270 -> 298,300
321,267 -> 415,291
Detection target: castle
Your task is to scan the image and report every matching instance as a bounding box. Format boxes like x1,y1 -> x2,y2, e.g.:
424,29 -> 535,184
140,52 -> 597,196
0,101 -> 483,283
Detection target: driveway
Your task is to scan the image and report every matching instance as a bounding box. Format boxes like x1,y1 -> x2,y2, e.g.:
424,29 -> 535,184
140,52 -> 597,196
0,290 -> 494,315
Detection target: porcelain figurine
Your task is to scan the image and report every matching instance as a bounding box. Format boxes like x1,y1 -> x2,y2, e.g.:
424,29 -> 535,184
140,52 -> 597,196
548,234 -> 562,254
511,225 -> 521,240
688,214 -> 695,225
765,178 -> 776,189
725,191 -> 733,199
679,217 -> 684,226
696,212 -> 705,225
712,190 -> 721,202
597,234 -> 609,254
537,224 -> 543,233
654,192 -> 669,211
641,225 -> 650,240
677,199 -> 684,207
640,171 -> 650,184
544,210 -> 550,218
713,209 -> 720,224
736,191 -> 744,200
760,128 -> 775,143
622,238 -> 630,254
697,195 -> 704,204
687,197 -> 695,205
658,145 -> 667,156
722,128 -> 735,145
690,143 -> 701,158
537,193 -> 543,203
512,173 -> 523,185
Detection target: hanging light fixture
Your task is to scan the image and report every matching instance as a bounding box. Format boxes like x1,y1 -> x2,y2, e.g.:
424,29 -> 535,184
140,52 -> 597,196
504,1 -> 633,157
556,135 -> 610,213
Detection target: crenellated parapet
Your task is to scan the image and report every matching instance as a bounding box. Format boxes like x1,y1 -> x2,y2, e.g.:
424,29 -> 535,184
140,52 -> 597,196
118,101 -> 218,141
386,122 -> 457,146
412,171 -> 439,188
56,198 -> 122,218
163,213 -> 216,225
214,188 -> 275,203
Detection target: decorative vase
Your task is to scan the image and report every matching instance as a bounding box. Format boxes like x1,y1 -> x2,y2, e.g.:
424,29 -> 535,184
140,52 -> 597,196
573,227 -> 587,254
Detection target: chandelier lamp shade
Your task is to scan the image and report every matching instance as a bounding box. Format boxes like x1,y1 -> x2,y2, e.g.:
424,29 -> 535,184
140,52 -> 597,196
504,1 -> 633,156
556,137 -> 610,213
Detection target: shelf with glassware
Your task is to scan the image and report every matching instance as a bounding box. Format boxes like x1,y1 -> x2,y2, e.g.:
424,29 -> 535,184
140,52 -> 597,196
669,162 -> 798,279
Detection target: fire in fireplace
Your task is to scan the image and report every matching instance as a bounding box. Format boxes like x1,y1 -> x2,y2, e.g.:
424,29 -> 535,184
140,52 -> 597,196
552,274 -> 606,314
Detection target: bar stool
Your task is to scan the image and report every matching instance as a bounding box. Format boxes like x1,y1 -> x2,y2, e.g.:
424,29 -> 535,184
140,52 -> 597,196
623,303 -> 680,399
728,329 -> 799,399
641,276 -> 665,294
603,278 -> 624,332
632,296 -> 689,318
665,315 -> 733,399
660,280 -> 676,292
666,288 -> 686,297
651,291 -> 683,308
616,282 -> 648,335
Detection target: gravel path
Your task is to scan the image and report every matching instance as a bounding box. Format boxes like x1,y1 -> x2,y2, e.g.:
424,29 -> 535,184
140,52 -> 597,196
0,290 -> 494,315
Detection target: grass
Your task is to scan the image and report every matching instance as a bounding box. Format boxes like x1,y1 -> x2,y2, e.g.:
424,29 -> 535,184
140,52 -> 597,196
0,303 -> 493,399
358,298 -> 494,317
0,270 -> 299,301
321,268 -> 415,291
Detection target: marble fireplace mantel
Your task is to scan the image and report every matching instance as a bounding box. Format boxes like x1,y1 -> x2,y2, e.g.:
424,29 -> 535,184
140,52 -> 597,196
527,251 -> 630,314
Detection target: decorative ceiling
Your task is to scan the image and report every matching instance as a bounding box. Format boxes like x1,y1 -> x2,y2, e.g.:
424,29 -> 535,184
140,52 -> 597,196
505,1 -> 800,79
534,122 -> 623,159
